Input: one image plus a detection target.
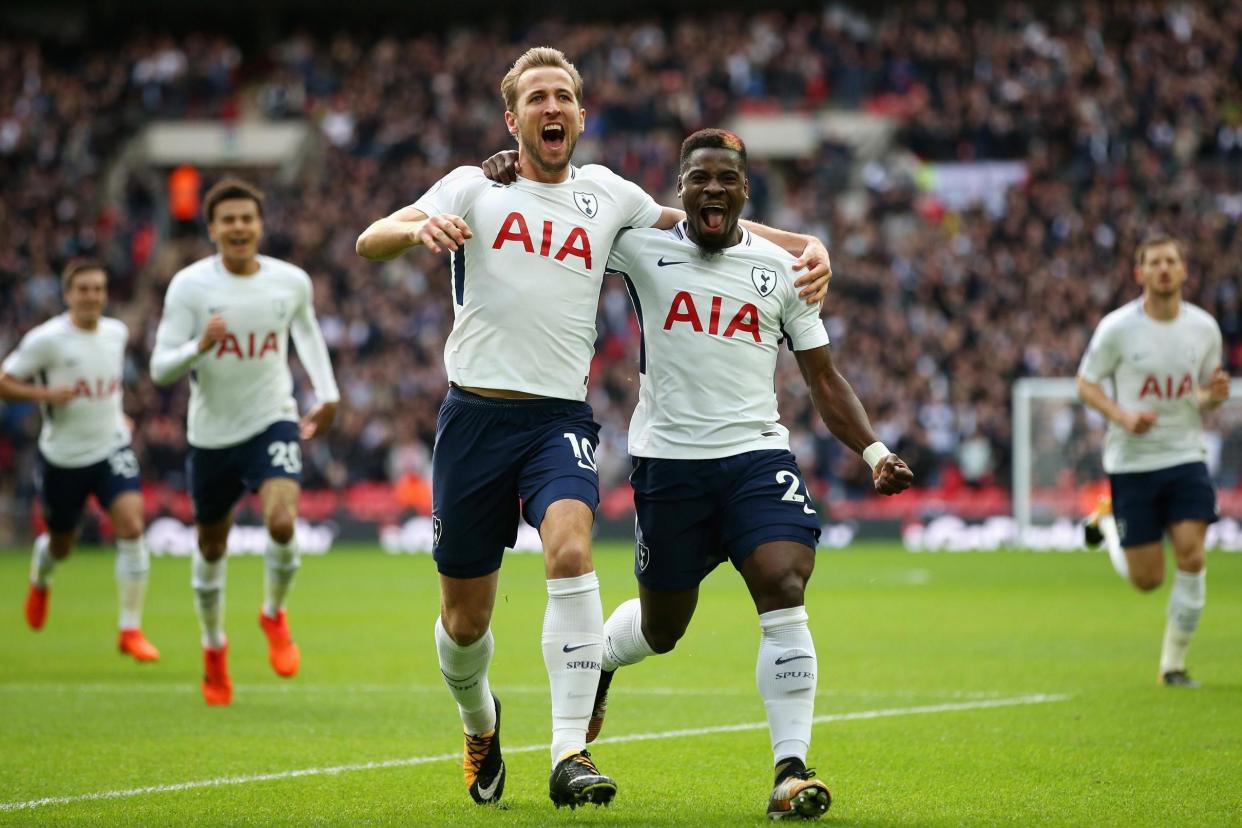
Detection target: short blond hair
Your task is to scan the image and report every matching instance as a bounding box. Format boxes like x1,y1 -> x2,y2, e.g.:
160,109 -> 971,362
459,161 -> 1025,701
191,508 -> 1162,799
500,47 -> 583,113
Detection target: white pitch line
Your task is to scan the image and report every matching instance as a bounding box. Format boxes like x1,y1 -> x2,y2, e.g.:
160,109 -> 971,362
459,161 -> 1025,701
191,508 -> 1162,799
0,682 -> 1013,700
0,693 -> 1069,813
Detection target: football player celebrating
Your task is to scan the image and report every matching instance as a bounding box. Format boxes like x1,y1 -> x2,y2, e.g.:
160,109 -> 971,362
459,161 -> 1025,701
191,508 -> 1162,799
358,48 -> 832,810
1,260 -> 159,662
151,177 -> 339,705
592,129 -> 913,820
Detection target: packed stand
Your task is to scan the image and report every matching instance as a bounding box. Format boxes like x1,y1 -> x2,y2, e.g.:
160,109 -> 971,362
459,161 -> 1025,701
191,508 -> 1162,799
2,1 -> 1241,539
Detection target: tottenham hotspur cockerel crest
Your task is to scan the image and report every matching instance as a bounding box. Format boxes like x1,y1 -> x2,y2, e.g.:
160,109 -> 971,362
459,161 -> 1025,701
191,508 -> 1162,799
752,267 -> 777,297
573,191 -> 598,219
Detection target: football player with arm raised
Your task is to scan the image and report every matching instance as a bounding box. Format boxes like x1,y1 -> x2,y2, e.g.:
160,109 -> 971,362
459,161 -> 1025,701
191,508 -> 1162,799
585,129 -> 911,820
356,47 -> 833,811
151,177 -> 339,705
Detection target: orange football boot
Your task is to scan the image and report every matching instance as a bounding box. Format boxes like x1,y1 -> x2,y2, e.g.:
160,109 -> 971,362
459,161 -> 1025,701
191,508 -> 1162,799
259,610 -> 301,677
118,628 -> 161,662
202,644 -> 233,705
25,584 -> 49,630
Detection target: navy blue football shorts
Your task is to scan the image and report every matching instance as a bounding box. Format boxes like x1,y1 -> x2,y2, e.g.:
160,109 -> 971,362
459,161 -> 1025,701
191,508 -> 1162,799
1109,461 -> 1218,547
38,447 -> 142,533
187,420 -> 302,526
630,449 -> 822,592
431,386 -> 601,578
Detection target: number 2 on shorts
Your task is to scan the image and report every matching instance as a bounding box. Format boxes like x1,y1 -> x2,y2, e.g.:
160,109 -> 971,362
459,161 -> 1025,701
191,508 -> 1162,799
776,470 -> 816,515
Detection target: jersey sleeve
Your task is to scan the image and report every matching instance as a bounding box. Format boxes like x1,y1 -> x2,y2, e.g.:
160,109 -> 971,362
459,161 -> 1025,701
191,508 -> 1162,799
1,326 -> 51,379
779,265 -> 830,351
149,275 -> 206,385
605,228 -> 639,275
602,168 -> 662,229
1078,315 -> 1120,383
412,166 -> 490,220
1199,316 -> 1224,384
289,271 -> 340,405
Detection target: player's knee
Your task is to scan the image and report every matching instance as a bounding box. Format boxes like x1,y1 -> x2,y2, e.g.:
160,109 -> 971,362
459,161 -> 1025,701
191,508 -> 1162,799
754,571 -> 808,614
1175,549 -> 1206,574
266,507 -> 296,545
1130,570 -> 1164,592
642,621 -> 685,655
113,515 -> 144,541
544,539 -> 593,579
197,533 -> 228,562
441,611 -> 491,646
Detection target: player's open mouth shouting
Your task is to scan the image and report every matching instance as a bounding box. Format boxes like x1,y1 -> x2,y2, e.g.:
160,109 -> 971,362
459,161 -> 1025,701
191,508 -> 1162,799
541,122 -> 566,152
699,203 -> 727,232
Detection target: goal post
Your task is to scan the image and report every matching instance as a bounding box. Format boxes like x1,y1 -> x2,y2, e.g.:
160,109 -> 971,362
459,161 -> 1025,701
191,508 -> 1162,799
1011,376 -> 1242,548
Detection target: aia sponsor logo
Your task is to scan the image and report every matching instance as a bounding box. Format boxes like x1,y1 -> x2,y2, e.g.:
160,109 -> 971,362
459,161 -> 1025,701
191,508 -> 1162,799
69,376 -> 122,399
663,291 -> 761,342
1138,373 -> 1194,400
214,331 -> 280,360
492,213 -> 592,270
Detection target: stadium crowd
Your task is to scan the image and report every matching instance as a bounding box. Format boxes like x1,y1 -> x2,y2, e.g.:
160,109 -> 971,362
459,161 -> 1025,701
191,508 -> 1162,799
1,1 -> 1241,539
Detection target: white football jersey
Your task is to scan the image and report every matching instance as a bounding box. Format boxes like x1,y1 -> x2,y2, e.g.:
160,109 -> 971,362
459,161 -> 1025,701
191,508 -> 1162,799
1,315 -> 130,468
413,164 -> 662,401
607,221 -> 830,459
1079,299 -> 1223,473
150,255 -> 340,449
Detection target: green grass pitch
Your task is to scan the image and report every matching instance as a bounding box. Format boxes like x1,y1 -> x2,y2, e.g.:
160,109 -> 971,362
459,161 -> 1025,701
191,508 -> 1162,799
0,541 -> 1239,826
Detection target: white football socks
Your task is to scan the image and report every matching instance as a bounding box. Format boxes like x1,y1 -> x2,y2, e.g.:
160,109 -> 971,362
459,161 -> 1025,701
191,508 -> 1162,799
30,534 -> 57,588
115,537 -> 149,630
262,537 -> 300,618
434,617 -> 497,736
756,606 -> 817,766
191,554 -> 227,649
602,597 -> 656,672
1160,568 -> 1205,674
1099,514 -> 1129,581
543,571 -> 603,764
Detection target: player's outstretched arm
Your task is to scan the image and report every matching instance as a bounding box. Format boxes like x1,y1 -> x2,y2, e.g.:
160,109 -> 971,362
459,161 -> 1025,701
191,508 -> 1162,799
289,286 -> 341,440
474,149 -> 832,305
356,206 -> 473,260
0,372 -> 75,405
794,345 -> 912,496
1076,375 -> 1157,434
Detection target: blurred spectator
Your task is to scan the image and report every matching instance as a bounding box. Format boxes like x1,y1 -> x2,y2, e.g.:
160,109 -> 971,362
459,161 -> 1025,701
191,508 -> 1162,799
1,2 -> 1240,537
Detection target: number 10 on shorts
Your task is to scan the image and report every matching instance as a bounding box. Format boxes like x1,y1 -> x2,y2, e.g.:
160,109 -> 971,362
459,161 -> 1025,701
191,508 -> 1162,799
563,432 -> 598,473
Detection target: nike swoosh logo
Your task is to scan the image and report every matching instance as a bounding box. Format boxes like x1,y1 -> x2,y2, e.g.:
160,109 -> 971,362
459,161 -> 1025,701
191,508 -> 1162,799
774,654 -> 814,665
657,257 -> 689,267
562,643 -> 596,653
476,761 -> 504,800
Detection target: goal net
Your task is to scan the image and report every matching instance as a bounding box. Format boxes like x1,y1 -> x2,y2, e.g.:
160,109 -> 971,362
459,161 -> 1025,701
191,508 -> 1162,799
1012,377 -> 1242,549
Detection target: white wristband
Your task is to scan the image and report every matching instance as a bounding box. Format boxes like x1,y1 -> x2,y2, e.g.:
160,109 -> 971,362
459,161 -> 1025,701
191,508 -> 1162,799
862,441 -> 890,472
